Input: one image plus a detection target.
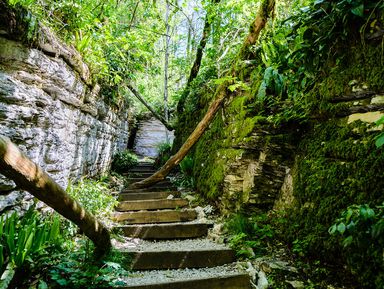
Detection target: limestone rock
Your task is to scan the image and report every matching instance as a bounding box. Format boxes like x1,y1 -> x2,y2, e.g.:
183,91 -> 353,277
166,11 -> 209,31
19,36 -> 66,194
0,34 -> 129,213
133,117 -> 174,157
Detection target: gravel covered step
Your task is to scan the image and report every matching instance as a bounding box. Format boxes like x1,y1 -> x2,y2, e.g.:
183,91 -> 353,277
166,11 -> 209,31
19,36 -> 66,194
117,263 -> 251,288
129,167 -> 157,173
120,273 -> 251,289
115,239 -> 236,270
118,191 -> 180,201
125,172 -> 155,177
112,209 -> 197,223
128,249 -> 235,270
116,199 -> 189,211
117,223 -> 209,239
121,186 -> 178,193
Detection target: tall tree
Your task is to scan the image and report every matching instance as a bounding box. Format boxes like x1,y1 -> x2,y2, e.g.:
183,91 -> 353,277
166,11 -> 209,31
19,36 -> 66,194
130,0 -> 276,189
164,0 -> 171,141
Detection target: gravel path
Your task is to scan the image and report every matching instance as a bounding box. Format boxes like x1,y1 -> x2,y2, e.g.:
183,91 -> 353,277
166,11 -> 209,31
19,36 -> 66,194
121,263 -> 246,286
112,237 -> 228,252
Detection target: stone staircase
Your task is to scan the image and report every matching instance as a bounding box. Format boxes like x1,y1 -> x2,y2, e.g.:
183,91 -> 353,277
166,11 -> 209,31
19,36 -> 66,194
112,162 -> 251,289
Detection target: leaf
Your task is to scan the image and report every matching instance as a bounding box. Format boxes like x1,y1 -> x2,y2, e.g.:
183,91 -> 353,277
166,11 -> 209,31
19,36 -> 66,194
328,224 -> 337,234
257,81 -> 267,100
337,223 -> 346,234
375,132 -> 384,148
228,83 -> 242,92
375,115 -> 384,125
351,4 -> 364,17
38,280 -> 48,289
342,235 -> 353,247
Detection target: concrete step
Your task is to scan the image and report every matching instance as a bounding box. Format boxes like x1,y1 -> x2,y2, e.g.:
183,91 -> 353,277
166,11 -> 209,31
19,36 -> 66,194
118,191 -> 180,201
117,223 -> 209,239
116,199 -> 189,211
112,209 -> 197,223
120,273 -> 251,289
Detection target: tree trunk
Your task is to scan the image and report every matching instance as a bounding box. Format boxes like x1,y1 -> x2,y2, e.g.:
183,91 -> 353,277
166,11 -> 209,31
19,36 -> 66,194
131,0 -> 275,189
127,84 -> 174,131
0,135 -> 111,257
164,0 -> 171,142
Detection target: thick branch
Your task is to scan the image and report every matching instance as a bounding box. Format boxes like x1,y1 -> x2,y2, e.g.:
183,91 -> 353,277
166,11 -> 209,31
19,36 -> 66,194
127,84 -> 174,131
238,0 -> 275,60
0,135 -> 111,256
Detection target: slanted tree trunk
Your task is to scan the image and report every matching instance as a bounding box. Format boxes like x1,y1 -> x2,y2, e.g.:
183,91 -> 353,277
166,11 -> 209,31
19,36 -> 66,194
127,84 -> 174,131
0,135 -> 111,257
131,0 -> 275,189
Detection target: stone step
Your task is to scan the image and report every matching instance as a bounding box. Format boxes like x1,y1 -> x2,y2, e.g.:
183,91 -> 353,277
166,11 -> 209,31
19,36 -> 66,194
120,273 -> 251,289
116,199 -> 189,211
116,223 -> 209,239
118,191 -> 180,201
112,209 -> 197,223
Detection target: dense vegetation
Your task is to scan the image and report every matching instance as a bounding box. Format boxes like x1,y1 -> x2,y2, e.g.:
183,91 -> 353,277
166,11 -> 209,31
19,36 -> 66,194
1,0 -> 384,288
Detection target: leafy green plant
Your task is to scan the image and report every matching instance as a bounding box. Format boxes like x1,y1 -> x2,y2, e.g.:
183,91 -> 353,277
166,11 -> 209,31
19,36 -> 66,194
154,142 -> 172,167
67,178 -> 117,220
225,213 -> 275,258
111,150 -> 138,174
47,244 -> 128,288
0,208 -> 62,287
375,116 -> 384,148
329,204 -> 384,288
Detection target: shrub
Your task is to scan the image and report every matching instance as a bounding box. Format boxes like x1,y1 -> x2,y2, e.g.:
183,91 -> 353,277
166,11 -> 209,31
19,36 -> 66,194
111,150 -> 138,173
66,178 -> 117,220
225,213 -> 275,258
329,204 -> 384,288
154,142 -> 172,167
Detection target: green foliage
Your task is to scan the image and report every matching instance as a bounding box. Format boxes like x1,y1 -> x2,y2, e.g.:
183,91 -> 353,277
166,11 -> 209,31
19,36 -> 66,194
67,178 -> 118,220
330,204 -> 384,288
111,150 -> 139,174
225,213 -> 275,258
179,156 -> 194,176
375,115 -> 384,148
0,208 -> 61,273
174,155 -> 195,189
46,241 -> 128,288
257,67 -> 284,101
154,142 -> 172,168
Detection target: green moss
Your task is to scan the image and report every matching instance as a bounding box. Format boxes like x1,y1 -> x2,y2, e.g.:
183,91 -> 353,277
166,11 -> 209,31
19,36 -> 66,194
280,119 -> 384,282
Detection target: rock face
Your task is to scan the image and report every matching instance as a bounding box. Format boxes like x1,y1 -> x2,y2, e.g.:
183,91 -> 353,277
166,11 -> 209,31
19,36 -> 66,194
0,36 -> 129,213
133,117 -> 174,158
221,132 -> 295,214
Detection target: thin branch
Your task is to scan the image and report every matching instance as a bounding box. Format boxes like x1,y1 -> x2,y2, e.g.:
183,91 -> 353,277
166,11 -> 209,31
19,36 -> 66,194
127,84 -> 174,131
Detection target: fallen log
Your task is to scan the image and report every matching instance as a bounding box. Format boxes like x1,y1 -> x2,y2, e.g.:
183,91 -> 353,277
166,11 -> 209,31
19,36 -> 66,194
0,135 -> 111,256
